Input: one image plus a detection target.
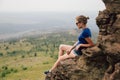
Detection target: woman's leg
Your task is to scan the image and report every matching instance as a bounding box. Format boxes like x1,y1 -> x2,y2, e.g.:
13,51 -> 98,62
58,44 -> 73,58
50,50 -> 76,72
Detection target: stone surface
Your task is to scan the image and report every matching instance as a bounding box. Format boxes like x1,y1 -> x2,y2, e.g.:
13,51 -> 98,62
45,0 -> 120,80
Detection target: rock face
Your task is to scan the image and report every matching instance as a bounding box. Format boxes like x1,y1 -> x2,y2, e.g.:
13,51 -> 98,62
45,0 -> 120,80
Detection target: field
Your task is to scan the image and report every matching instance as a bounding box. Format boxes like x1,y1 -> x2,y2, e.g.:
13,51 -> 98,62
0,30 -> 78,80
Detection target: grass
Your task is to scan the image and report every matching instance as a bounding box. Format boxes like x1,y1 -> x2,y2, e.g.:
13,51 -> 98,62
0,40 -> 56,80
0,53 -> 55,80
0,31 -> 78,80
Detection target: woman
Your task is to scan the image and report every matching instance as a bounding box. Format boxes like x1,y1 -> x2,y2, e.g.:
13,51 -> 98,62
44,15 -> 94,74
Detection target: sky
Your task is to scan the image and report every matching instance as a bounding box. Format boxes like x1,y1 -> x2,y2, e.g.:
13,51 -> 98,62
0,0 -> 105,12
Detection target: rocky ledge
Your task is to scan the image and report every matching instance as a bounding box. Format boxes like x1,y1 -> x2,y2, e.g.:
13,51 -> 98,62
45,0 -> 120,80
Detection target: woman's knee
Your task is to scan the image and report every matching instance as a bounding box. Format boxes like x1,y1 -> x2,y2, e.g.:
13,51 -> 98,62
59,44 -> 64,50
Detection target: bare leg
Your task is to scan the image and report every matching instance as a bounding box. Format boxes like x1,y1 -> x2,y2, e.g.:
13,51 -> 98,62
50,50 -> 76,72
58,44 -> 73,58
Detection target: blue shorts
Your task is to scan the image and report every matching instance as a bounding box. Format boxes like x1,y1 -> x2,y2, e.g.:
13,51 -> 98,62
73,49 -> 82,56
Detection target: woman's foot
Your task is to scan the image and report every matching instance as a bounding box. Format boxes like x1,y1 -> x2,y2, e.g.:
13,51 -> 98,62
44,70 -> 51,74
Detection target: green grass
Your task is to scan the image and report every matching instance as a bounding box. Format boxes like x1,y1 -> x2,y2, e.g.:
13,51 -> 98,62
0,40 -> 56,80
0,54 -> 55,80
0,31 -> 77,80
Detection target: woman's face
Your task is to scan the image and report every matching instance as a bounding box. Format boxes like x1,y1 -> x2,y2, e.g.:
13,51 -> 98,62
76,21 -> 83,29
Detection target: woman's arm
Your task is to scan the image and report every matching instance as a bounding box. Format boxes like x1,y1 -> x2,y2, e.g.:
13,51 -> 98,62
84,37 -> 94,47
67,41 -> 78,55
73,41 -> 79,48
76,38 -> 94,50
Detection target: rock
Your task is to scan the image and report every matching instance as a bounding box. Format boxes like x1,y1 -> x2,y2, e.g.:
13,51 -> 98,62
45,0 -> 120,80
45,55 -> 108,80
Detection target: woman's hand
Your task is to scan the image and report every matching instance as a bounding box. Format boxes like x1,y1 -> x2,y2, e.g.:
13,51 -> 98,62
66,49 -> 72,55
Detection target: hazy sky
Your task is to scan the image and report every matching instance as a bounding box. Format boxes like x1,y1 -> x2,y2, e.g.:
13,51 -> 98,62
0,0 -> 105,12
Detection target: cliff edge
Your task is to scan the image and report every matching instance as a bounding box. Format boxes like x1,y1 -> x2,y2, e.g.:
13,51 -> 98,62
45,0 -> 120,80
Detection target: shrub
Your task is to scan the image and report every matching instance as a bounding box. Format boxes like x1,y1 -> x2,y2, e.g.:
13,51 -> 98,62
0,69 -> 11,77
2,66 -> 8,70
10,68 -> 18,73
10,68 -> 14,71
0,53 -> 3,57
53,54 -> 58,60
43,61 -> 49,65
34,53 -> 37,57
21,55 -> 25,58
22,66 -> 27,70
1,72 -> 6,77
5,46 -> 9,50
7,51 -> 16,56
13,69 -> 18,73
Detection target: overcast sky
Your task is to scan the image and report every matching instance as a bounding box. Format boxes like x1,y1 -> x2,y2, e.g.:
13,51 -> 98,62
0,0 -> 105,12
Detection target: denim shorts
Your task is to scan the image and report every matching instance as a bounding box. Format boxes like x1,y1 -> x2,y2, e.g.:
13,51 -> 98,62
73,49 -> 82,56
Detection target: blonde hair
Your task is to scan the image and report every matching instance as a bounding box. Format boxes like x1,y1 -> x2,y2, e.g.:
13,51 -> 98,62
76,15 -> 89,24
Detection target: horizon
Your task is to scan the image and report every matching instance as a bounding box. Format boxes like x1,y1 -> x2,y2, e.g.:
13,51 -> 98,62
0,11 -> 99,33
0,11 -> 99,24
0,11 -> 99,41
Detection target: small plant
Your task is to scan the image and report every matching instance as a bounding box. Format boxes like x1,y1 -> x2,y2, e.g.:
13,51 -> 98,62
2,66 -> 8,70
22,66 -> 27,70
5,46 -> 9,50
0,69 -> 11,77
10,68 -> 14,71
1,71 -> 6,77
21,55 -> 25,58
13,69 -> 18,73
43,61 -> 49,65
0,53 -> 3,57
53,54 -> 58,59
34,53 -> 37,57
10,68 -> 18,73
